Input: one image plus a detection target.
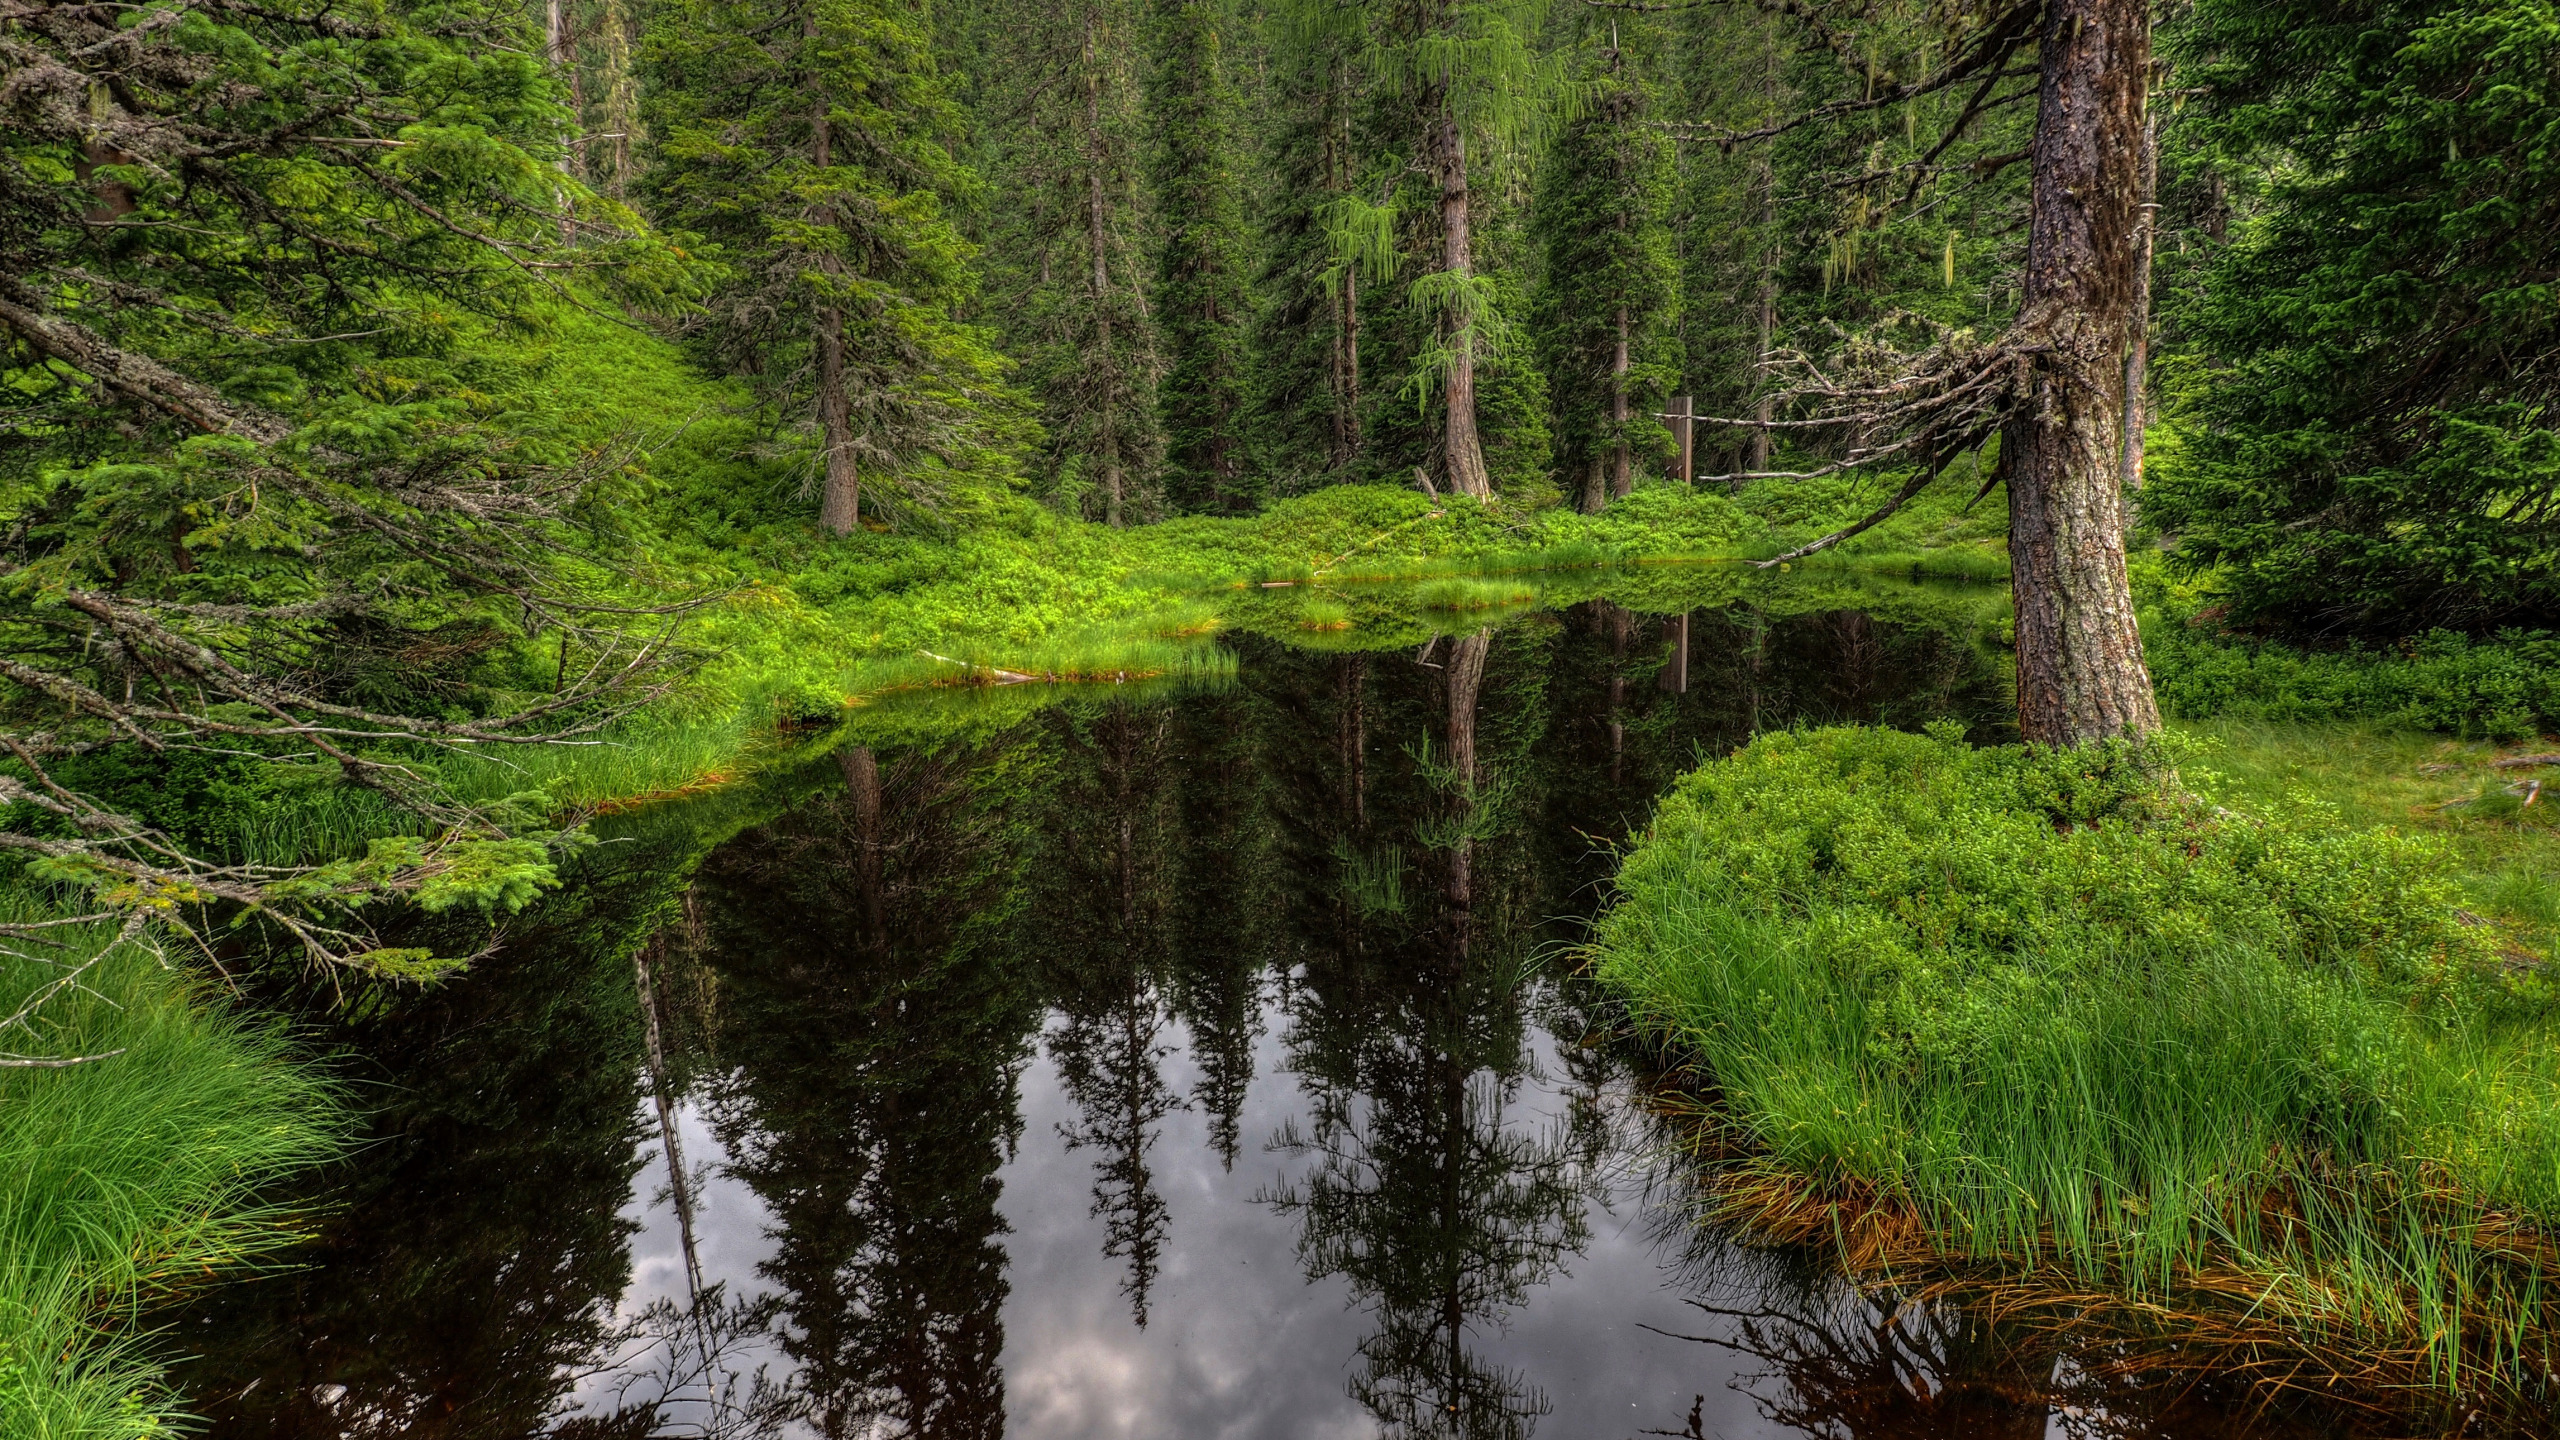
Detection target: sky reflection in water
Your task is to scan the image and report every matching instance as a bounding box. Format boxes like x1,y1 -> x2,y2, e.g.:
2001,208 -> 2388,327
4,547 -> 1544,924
163,601 -> 2381,1439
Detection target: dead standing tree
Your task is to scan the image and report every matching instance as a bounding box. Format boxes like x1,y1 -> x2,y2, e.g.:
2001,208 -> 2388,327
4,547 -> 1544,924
1630,0 -> 2162,747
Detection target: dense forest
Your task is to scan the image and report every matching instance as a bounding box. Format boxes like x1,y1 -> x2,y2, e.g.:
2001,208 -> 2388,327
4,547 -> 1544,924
8,0 -> 2560,1432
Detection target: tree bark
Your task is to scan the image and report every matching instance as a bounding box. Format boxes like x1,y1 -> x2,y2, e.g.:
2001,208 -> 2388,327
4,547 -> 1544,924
1429,109 -> 1493,500
1746,21 -> 1781,483
548,0 -> 584,180
1610,306 -> 1633,500
816,316 -> 861,535
2004,0 -> 2161,747
810,24 -> 860,537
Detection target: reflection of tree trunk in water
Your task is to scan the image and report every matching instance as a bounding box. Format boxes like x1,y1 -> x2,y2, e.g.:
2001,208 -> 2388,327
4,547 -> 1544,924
1659,612 -> 1690,695
1439,1036 -> 1465,1425
1604,605 -> 1630,787
635,933 -> 704,1303
1444,631 -> 1489,923
1117,966 -> 1158,1327
1747,610 -> 1767,739
838,745 -> 885,952
1833,611 -> 1880,719
1339,654 -> 1367,831
1107,709 -> 1139,922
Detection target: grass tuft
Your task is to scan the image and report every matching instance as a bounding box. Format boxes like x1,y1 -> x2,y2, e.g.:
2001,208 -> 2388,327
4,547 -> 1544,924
0,898 -> 343,1436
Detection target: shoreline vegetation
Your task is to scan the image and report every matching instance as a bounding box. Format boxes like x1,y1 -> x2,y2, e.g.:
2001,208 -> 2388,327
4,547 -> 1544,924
26,447 -> 2560,1428
1589,723 -> 2560,1411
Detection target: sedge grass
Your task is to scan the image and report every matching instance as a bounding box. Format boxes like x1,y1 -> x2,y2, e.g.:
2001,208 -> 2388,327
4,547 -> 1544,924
0,897 -> 344,1436
1597,860 -> 2560,1395
1411,577 -> 1542,612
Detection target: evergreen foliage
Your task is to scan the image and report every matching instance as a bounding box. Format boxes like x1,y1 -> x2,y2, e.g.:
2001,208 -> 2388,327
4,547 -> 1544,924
977,0 -> 1164,526
2149,0 -> 2560,636
641,0 -> 1017,529
1148,0 -> 1259,514
1249,15 -> 1369,492
1533,22 -> 1681,511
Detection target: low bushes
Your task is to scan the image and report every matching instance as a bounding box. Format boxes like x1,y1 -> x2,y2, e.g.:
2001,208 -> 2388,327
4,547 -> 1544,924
1592,725 -> 2560,1390
2146,620 -> 2560,741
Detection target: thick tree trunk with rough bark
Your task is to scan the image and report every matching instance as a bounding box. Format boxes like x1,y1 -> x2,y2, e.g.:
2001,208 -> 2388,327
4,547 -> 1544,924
2004,0 -> 2161,747
1429,109 -> 1493,500
809,62 -> 862,538
1610,307 -> 1632,500
816,314 -> 861,535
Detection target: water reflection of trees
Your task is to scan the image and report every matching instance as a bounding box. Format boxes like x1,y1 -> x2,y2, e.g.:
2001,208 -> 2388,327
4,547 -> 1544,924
1263,624 -> 1595,1440
159,598 -> 2026,1439
683,735 -> 1039,1439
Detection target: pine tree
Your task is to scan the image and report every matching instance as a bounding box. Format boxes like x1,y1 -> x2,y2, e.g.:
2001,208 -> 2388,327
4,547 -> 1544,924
643,0 -> 1010,533
980,0 -> 1164,526
1534,21 -> 1681,512
1148,0 -> 1259,514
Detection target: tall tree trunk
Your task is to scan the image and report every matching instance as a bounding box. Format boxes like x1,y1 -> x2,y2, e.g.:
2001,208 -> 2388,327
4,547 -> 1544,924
1335,263 -> 1362,467
549,0 -> 584,179
1746,20 -> 1781,483
598,0 -> 639,196
808,51 -> 861,538
1087,26 -> 1124,528
2004,0 -> 2161,747
1325,110 -> 1363,470
816,321 -> 860,534
1430,109 -> 1493,500
1610,306 -> 1633,499
2121,108 -> 2157,492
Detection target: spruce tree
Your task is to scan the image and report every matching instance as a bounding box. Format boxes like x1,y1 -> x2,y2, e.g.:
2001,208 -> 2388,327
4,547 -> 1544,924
1318,0 -> 1558,500
1149,0 -> 1259,514
2149,0 -> 2560,634
1534,22 -> 1681,512
1250,10 -> 1370,490
980,0 -> 1164,526
643,0 -> 1009,533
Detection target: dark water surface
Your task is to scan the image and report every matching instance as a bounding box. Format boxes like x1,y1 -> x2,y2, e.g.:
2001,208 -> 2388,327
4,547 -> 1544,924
162,600 -> 2401,1438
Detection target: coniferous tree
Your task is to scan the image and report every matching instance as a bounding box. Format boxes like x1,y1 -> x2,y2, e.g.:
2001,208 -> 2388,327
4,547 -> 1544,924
982,0 -> 1164,526
1321,0 -> 1559,500
1148,0 -> 1259,514
643,0 -> 1011,534
2149,0 -> 2560,634
1534,22 -> 1681,512
1250,11 -> 1371,490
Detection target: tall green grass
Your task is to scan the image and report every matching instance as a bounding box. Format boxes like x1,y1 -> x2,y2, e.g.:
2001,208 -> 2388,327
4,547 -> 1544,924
1592,726 -> 2560,1392
0,899 -> 344,1435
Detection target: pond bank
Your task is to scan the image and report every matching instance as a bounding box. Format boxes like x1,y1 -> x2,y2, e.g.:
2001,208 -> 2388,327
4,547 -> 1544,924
1590,723 -> 2560,1416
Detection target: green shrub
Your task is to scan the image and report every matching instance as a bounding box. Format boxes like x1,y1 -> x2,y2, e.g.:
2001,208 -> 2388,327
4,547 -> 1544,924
1621,725 -> 2490,1048
2146,619 -> 2560,741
